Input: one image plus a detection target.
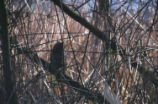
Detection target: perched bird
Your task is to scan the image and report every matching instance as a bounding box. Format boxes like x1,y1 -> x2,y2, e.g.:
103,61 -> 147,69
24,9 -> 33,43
49,42 -> 64,75
110,37 -> 117,51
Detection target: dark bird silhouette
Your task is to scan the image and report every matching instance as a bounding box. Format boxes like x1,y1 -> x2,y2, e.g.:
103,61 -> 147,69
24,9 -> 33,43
49,42 -> 64,75
110,37 -> 117,51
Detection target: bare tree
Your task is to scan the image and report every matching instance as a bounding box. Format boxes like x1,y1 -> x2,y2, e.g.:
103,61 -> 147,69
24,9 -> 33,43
0,0 -> 157,104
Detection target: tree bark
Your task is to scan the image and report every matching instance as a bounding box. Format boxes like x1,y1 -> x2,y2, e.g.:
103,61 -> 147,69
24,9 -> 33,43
0,0 -> 17,104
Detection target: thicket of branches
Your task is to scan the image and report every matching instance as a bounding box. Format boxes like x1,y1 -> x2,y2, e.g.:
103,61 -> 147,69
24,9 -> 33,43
0,0 -> 158,104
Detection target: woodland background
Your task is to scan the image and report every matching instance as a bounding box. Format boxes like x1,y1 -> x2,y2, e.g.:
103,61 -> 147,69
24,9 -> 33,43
0,0 -> 158,104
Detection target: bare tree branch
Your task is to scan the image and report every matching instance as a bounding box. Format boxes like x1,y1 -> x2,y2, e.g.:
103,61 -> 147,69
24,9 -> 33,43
15,43 -> 109,104
51,0 -> 158,88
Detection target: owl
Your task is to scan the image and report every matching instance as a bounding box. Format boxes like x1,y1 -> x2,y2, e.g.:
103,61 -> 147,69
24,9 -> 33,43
49,42 -> 64,75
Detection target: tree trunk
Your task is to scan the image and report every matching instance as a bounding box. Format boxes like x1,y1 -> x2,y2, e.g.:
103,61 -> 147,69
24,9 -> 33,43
0,0 -> 17,104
